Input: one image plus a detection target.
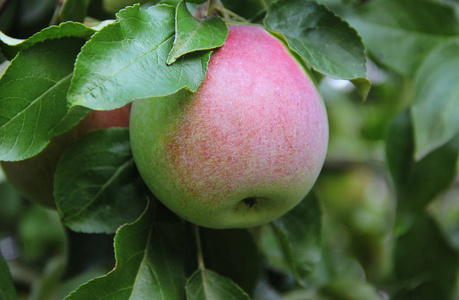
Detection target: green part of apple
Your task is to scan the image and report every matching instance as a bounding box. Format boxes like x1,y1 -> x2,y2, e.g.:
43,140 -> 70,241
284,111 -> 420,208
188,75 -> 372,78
130,25 -> 329,229
0,105 -> 131,208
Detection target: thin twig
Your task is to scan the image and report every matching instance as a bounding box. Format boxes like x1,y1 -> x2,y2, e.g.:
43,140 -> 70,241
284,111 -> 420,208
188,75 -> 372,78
214,3 -> 249,22
259,0 -> 268,9
206,0 -> 214,17
49,0 -> 64,25
193,225 -> 205,270
215,0 -> 229,19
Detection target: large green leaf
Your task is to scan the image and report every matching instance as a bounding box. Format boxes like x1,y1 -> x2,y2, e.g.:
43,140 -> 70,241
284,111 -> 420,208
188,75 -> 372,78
386,111 -> 459,212
65,203 -> 186,300
411,39 -> 459,159
0,22 -> 95,60
166,0 -> 227,64
0,253 -> 17,300
186,269 -> 250,300
264,0 -> 370,99
393,213 -> 459,300
0,38 -> 88,161
67,4 -> 211,111
55,128 -> 148,234
271,192 -> 322,283
348,0 -> 459,76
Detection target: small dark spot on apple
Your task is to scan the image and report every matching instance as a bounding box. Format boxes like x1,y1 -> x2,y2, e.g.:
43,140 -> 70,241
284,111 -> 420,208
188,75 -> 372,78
243,197 -> 258,208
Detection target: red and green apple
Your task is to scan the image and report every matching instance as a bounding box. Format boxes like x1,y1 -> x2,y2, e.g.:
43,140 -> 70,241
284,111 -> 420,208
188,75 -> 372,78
130,25 -> 329,229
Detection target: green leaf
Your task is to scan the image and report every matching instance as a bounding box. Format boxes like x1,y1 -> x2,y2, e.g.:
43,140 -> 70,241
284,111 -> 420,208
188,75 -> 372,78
0,38 -> 88,162
68,4 -> 211,111
350,78 -> 371,102
0,253 -> 17,300
0,22 -> 95,60
404,136 -> 459,211
186,269 -> 250,300
257,226 -> 288,273
167,0 -> 228,64
386,111 -> 459,212
271,192 -> 322,283
55,128 -> 148,234
60,0 -> 92,22
411,39 -> 459,159
264,0 -> 370,99
393,213 -> 459,300
348,0 -> 459,76
200,228 -> 262,295
386,111 -> 414,190
48,106 -> 90,137
65,203 -> 186,300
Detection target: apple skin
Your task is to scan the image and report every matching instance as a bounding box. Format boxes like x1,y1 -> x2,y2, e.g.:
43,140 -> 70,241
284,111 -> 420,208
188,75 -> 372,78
130,25 -> 329,229
0,105 -> 131,208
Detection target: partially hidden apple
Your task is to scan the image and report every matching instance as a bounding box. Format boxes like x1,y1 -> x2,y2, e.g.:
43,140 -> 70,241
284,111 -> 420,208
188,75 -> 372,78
0,105 -> 131,208
129,25 -> 329,229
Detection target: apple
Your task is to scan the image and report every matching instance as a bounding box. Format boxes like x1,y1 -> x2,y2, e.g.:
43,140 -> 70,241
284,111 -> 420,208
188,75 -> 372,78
129,25 -> 329,229
0,105 -> 131,208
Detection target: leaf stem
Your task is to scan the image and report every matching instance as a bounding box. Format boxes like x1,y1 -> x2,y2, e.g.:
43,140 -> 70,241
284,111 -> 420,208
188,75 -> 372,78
49,0 -> 64,25
214,3 -> 249,23
193,224 -> 206,270
259,0 -> 269,9
214,0 -> 229,19
207,0 -> 214,17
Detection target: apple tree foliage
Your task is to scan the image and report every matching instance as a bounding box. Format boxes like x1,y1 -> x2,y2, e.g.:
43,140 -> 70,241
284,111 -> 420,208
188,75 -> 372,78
0,0 -> 458,299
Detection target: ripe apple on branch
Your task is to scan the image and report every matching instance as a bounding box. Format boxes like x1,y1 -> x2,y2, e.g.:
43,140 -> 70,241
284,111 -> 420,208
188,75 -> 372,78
130,25 -> 329,229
